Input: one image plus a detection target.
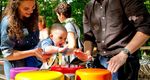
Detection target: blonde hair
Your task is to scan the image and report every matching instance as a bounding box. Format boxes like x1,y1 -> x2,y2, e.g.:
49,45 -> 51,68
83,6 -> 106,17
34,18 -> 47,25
49,23 -> 67,34
38,16 -> 46,28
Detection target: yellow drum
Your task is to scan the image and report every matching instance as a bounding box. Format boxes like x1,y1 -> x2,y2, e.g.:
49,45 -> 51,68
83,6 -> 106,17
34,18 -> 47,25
75,68 -> 112,80
15,70 -> 64,80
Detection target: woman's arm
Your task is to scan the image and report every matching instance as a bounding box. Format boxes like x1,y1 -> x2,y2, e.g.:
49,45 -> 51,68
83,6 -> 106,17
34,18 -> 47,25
6,48 -> 43,61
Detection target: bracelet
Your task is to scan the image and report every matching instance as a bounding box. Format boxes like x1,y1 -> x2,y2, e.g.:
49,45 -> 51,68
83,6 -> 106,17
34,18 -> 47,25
121,48 -> 131,57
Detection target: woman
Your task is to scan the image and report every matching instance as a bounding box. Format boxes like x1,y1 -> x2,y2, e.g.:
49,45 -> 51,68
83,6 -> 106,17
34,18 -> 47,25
1,0 -> 43,80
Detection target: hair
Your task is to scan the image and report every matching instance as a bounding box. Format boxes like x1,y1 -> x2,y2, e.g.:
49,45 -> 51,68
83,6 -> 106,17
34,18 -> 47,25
55,2 -> 71,18
38,15 -> 46,28
49,23 -> 67,34
3,0 -> 39,40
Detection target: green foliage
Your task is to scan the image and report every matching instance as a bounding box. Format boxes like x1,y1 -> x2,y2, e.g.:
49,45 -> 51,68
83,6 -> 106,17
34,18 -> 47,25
0,0 -> 150,44
38,0 -> 60,27
144,0 -> 150,13
37,0 -> 90,39
0,0 -> 7,20
70,1 -> 89,38
144,0 -> 150,46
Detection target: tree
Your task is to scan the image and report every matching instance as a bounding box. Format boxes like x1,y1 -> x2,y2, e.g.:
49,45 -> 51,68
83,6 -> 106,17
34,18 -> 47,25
0,0 -> 150,45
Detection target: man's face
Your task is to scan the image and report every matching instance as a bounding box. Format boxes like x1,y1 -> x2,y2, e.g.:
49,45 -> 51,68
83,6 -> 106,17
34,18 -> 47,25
18,0 -> 35,19
50,30 -> 67,47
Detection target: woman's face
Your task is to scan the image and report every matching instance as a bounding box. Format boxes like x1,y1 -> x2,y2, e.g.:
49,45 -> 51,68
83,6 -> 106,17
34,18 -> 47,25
18,0 -> 35,19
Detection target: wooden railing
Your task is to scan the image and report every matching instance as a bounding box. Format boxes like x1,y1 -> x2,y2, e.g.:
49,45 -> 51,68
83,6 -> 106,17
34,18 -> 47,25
0,58 -> 5,80
139,46 -> 150,80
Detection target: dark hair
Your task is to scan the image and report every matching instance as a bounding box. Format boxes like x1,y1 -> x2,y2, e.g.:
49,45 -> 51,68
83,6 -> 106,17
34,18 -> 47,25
3,0 -> 39,40
55,2 -> 71,18
49,23 -> 67,34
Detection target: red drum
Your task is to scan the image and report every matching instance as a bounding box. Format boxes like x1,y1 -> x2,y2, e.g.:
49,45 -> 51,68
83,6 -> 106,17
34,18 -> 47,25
51,65 -> 84,80
50,65 -> 84,74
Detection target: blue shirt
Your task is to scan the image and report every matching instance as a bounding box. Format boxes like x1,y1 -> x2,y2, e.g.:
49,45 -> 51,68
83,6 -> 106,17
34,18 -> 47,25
36,38 -> 54,52
1,16 -> 41,80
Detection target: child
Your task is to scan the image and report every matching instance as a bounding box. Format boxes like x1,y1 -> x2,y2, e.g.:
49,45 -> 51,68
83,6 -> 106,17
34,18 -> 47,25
36,23 -> 68,69
38,16 -> 49,41
55,2 -> 83,65
37,23 -> 92,69
55,2 -> 83,49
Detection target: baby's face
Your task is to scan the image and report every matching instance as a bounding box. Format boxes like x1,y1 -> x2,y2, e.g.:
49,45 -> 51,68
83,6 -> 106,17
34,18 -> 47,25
50,30 -> 67,47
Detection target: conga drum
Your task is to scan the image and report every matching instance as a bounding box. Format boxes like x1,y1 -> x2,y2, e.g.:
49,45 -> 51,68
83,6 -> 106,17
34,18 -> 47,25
10,67 -> 39,80
75,68 -> 112,80
15,70 -> 64,80
51,65 -> 84,80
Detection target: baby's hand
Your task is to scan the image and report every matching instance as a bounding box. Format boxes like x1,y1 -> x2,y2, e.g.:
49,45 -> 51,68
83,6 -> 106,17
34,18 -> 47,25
74,49 -> 92,62
57,46 -> 68,53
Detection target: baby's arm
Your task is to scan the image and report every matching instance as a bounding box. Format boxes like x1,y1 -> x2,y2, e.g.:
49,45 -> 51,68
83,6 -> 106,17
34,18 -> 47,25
44,46 -> 68,54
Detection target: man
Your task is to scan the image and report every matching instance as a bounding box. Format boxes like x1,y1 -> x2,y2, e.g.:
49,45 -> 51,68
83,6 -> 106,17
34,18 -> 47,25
83,0 -> 150,80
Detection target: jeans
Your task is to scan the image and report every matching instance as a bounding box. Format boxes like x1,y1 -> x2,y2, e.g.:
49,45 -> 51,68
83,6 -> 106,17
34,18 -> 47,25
4,60 -> 12,80
98,56 -> 118,80
93,54 -> 140,80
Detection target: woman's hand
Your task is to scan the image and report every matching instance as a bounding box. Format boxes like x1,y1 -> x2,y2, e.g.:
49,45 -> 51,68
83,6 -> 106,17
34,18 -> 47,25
34,48 -> 43,61
42,53 -> 53,62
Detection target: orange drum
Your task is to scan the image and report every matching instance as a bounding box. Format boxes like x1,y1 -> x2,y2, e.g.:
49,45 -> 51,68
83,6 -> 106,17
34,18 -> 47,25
75,68 -> 112,80
15,70 -> 64,80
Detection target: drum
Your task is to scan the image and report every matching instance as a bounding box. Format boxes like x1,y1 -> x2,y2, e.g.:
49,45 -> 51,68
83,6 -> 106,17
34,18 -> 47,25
50,65 -> 84,74
51,65 -> 84,80
15,70 -> 64,80
10,67 -> 39,80
75,68 -> 112,80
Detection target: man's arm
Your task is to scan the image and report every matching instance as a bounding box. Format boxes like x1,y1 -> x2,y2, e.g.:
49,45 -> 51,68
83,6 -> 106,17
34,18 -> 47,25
83,4 -> 95,56
84,41 -> 93,56
125,32 -> 149,54
108,0 -> 150,73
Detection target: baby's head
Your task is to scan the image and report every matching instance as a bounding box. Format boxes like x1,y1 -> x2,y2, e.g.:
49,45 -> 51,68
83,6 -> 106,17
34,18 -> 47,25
49,23 -> 67,47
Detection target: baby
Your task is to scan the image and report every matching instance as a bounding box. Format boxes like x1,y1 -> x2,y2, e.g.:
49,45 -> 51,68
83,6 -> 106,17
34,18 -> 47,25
36,23 -> 91,69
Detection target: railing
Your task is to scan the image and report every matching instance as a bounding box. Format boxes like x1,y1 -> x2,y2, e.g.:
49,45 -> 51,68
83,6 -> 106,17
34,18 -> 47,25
0,58 -> 5,80
139,46 -> 150,80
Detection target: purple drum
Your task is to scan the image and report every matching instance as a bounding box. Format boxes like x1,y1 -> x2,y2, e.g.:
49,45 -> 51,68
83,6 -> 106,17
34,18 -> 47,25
10,67 -> 39,79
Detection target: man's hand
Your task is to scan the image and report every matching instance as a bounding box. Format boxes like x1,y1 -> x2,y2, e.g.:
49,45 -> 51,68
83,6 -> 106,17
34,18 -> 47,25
107,52 -> 128,73
74,49 -> 92,62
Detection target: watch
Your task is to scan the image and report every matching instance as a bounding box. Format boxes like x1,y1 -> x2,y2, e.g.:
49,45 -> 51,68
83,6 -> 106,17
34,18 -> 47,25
121,48 -> 131,56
